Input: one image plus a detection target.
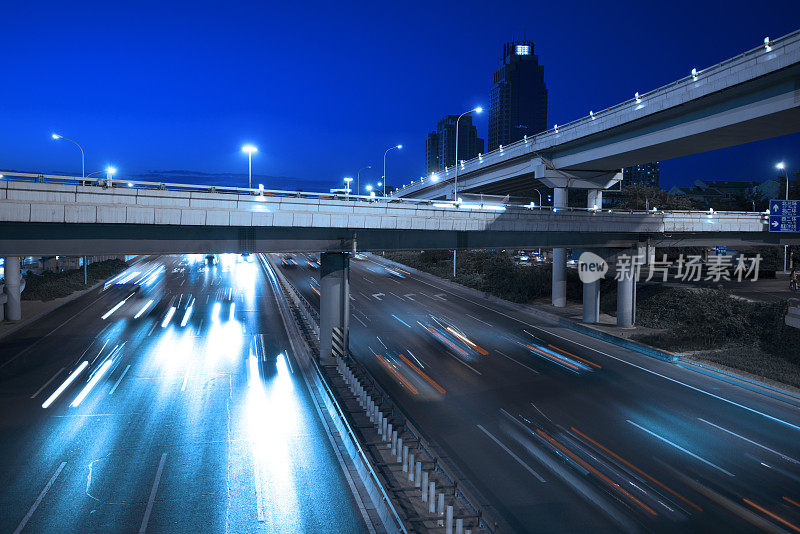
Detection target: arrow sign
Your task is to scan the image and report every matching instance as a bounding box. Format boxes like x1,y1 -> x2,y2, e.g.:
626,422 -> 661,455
371,293 -> 385,301
773,220 -> 780,227
433,293 -> 447,301
403,294 -> 416,301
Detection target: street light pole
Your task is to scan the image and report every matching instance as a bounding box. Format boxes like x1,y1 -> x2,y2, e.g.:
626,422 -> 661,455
242,145 -> 258,190
452,106 -> 482,278
777,161 -> 790,272
51,134 -> 85,179
453,106 -> 482,200
383,144 -> 402,197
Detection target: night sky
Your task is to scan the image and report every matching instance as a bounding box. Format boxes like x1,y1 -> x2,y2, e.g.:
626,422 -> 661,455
2,1 -> 798,193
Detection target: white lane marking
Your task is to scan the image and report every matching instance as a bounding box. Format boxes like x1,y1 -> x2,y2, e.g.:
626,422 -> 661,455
13,461 -> 67,534
445,352 -> 482,375
30,367 -> 65,399
477,425 -> 546,482
626,420 -> 734,477
377,336 -> 388,349
466,313 -> 492,326
389,292 -> 404,300
181,368 -> 190,392
139,453 -> 167,533
353,314 -> 367,327
495,350 -> 540,375
109,365 -> 131,395
147,322 -> 157,337
698,418 -> 799,464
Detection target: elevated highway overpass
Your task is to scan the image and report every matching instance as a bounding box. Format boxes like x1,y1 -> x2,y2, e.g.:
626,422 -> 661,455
394,29 -> 800,200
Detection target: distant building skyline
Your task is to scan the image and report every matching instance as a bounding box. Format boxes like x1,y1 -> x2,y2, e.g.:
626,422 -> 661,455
488,40 -> 548,151
425,114 -> 484,175
622,162 -> 661,189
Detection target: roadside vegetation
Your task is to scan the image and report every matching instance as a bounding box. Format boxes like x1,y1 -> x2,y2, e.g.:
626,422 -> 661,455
385,250 -> 800,388
22,259 -> 128,301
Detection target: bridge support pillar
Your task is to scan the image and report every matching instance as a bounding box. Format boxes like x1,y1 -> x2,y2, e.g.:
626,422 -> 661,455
320,252 -> 350,363
552,187 -> 568,307
587,189 -> 603,210
3,257 -> 22,322
582,278 -> 601,324
616,267 -> 636,328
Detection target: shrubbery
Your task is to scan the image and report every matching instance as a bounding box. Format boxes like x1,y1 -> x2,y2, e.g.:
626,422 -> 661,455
22,259 -> 128,301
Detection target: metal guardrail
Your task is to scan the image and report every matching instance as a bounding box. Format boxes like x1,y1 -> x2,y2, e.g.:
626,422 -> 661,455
394,29 -> 800,196
0,171 -> 770,219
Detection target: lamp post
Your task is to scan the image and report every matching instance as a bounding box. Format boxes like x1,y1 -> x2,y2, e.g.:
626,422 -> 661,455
343,176 -> 353,198
242,145 -> 258,189
452,106 -> 482,278
777,161 -> 789,272
453,106 -> 482,200
51,133 -> 85,179
383,145 -> 402,196
357,165 -> 371,199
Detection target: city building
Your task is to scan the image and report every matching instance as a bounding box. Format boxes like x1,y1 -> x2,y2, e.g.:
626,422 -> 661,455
488,40 -> 547,151
669,178 -> 767,209
424,114 -> 484,174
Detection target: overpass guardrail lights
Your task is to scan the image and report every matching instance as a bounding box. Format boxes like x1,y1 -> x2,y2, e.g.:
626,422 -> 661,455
0,170 -> 773,222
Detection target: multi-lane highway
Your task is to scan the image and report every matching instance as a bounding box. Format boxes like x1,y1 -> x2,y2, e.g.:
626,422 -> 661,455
277,252 -> 800,533
0,254 -> 368,533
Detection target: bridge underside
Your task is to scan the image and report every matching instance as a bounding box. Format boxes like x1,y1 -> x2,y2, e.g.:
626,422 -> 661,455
1,223 -> 798,255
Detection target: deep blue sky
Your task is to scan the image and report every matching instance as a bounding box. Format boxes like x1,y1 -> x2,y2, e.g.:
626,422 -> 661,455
1,1 -> 798,192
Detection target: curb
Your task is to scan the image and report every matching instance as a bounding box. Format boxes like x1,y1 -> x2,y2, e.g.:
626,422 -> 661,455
368,253 -> 680,363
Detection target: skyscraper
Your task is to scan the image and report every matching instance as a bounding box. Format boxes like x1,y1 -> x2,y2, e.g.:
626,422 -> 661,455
488,40 -> 547,151
425,115 -> 484,174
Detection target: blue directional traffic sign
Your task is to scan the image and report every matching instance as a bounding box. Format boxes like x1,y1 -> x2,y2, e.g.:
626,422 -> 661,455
769,200 -> 800,232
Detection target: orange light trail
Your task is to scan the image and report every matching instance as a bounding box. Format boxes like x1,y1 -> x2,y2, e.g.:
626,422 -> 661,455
446,327 -> 488,355
375,354 -> 418,395
784,496 -> 800,510
570,426 -> 702,511
743,499 -> 800,532
526,345 -> 580,371
397,353 -> 446,394
537,429 -> 657,516
549,344 -> 602,369
428,328 -> 469,356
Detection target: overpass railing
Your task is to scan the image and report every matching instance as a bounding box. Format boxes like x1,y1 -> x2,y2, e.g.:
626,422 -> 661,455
393,28 -> 800,197
0,171 -> 770,220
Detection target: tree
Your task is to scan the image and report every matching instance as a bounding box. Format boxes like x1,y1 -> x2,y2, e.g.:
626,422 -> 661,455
616,185 -> 694,210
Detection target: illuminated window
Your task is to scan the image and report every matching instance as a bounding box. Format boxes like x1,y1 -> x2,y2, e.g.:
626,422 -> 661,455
516,45 -> 530,55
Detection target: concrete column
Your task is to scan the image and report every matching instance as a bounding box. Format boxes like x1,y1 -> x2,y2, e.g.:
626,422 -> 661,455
617,269 -> 635,328
552,188 -> 568,307
587,189 -> 603,210
320,252 -> 350,363
582,279 -> 600,324
3,257 -> 22,322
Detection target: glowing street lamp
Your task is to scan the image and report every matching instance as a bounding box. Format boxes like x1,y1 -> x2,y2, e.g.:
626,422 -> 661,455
51,133 -> 85,179
382,144 -> 402,196
242,145 -> 258,189
343,176 -> 353,197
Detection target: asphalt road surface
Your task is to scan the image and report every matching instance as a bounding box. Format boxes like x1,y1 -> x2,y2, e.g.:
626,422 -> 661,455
0,254 -> 368,533
276,252 -> 800,533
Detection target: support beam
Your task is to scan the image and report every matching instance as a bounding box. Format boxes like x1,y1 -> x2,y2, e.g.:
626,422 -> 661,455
587,189 -> 603,210
552,187 -> 568,307
3,256 -> 21,322
319,252 -> 350,363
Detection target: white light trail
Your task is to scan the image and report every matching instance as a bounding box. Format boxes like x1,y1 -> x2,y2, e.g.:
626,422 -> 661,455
180,305 -> 194,327
134,299 -> 155,319
229,302 -> 236,321
42,361 -> 88,409
161,307 -> 176,328
71,358 -> 114,407
101,300 -> 126,320
211,302 -> 221,323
